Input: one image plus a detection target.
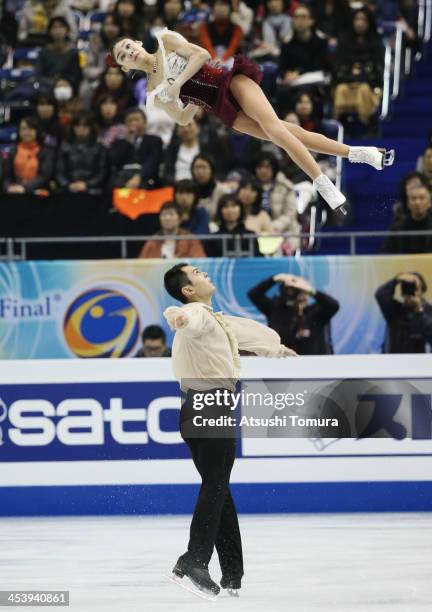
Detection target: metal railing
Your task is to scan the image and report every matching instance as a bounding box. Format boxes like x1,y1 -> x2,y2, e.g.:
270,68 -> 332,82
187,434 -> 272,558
2,230 -> 432,260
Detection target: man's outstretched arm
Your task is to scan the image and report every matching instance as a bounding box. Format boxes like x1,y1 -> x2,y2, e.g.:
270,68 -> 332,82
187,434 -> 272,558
163,304 -> 211,337
225,315 -> 297,357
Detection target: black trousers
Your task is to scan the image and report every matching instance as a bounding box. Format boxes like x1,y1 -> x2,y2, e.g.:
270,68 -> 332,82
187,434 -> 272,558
179,389 -> 244,581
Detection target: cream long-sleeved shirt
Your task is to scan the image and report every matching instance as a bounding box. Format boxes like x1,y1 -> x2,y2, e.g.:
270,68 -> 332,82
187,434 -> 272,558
163,302 -> 286,391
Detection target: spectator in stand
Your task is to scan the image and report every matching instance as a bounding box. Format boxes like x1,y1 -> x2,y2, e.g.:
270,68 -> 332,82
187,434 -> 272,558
18,0 -> 77,44
163,0 -> 185,30
110,107 -> 163,188
277,4 -> 329,112
309,0 -> 351,49
95,95 -> 128,148
191,153 -> 230,219
114,0 -> 146,39
56,112 -> 109,195
236,178 -> 275,234
293,90 -> 322,132
228,0 -> 254,36
174,179 -> 210,235
253,152 -> 301,250
52,75 -> 85,134
205,194 -> 259,256
382,185 -> 432,254
332,8 -> 384,128
392,171 -> 430,222
139,201 -> 206,258
262,0 -> 293,51
198,0 -> 243,65
35,17 -> 81,90
92,67 -> 136,115
80,13 -> 124,104
248,273 -> 340,354
2,116 -> 54,195
375,272 -> 432,353
416,146 -> 432,190
34,94 -> 63,148
163,119 -> 226,184
134,325 -> 172,357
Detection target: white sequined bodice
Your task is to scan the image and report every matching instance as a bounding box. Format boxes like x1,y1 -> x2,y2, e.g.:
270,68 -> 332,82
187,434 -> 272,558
165,52 -> 188,82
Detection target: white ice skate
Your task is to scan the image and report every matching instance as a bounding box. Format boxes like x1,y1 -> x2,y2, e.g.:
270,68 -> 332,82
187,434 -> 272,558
313,174 -> 347,215
348,146 -> 395,170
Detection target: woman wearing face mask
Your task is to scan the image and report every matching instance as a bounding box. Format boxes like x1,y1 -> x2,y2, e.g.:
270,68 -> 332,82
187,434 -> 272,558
108,27 -> 395,216
55,112 -> 109,195
52,76 -> 84,133
2,116 -> 55,195
35,17 -> 82,89
91,66 -> 136,114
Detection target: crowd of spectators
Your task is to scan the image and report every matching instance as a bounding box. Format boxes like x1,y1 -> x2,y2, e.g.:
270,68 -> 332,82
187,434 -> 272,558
0,0 -> 427,258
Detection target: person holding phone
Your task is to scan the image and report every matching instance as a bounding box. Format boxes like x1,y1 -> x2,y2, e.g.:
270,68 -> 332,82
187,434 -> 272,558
375,272 -> 432,353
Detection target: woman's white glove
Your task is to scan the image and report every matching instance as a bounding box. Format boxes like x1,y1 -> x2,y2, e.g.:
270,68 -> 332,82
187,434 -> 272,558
163,306 -> 189,330
277,345 -> 298,357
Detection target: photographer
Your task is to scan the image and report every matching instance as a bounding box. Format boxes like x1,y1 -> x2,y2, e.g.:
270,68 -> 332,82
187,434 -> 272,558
247,273 -> 339,354
375,272 -> 432,353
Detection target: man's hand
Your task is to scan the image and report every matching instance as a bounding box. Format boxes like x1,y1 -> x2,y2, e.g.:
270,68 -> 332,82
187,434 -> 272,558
273,274 -> 314,294
164,306 -> 189,330
283,71 -> 299,84
7,184 -> 25,194
69,181 -> 87,192
125,174 -> 141,189
277,345 -> 298,357
165,81 -> 181,103
396,272 -> 420,285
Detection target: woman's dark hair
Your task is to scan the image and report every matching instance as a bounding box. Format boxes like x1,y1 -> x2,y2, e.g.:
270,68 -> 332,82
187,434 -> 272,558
71,111 -> 97,141
164,262 -> 191,303
35,93 -> 58,116
101,12 -> 124,47
191,153 -> 216,180
160,200 -> 182,216
350,7 -> 379,38
400,171 -> 430,210
237,178 -> 263,215
215,194 -> 245,226
18,115 -> 43,144
253,152 -> 279,177
96,94 -> 122,125
174,179 -> 200,207
47,16 -> 70,40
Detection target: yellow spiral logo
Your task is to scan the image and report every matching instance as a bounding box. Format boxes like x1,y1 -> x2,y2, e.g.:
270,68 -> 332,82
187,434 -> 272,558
63,288 -> 140,358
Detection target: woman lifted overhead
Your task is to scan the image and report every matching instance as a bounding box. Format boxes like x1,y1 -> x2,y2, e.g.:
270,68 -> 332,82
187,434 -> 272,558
108,28 -> 395,214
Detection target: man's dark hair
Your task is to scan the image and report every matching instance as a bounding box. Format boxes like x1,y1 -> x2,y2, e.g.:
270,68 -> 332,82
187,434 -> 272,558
160,200 -> 181,216
124,107 -> 146,121
142,324 -> 166,343
164,263 -> 191,303
253,152 -> 279,177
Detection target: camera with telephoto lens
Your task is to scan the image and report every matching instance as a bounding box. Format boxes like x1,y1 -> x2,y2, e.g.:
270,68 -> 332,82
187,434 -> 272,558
400,281 -> 417,296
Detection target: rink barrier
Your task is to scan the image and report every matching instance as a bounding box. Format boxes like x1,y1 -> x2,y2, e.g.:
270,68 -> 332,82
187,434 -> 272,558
0,355 -> 431,516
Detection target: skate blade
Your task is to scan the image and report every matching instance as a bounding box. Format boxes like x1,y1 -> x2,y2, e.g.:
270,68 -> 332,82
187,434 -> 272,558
165,573 -> 218,602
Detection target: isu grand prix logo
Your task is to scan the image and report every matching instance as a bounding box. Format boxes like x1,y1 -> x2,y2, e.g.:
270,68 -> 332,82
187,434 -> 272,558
63,288 -> 140,358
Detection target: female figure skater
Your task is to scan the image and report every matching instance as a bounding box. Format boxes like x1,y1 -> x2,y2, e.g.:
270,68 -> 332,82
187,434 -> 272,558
108,28 -> 394,213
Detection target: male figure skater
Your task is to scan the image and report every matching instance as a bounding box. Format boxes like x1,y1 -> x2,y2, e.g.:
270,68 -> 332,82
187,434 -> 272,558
163,263 -> 296,599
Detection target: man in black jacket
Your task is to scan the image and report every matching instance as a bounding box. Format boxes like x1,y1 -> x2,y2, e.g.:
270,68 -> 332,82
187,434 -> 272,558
375,272 -> 432,353
382,185 -> 432,254
248,273 -> 339,354
110,108 -> 163,189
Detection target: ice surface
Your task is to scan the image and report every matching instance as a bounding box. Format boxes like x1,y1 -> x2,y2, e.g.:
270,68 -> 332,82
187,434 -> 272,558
0,513 -> 431,611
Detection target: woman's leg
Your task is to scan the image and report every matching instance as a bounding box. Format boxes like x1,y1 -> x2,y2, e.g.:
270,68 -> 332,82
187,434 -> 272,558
229,74 -> 322,180
233,111 -> 349,157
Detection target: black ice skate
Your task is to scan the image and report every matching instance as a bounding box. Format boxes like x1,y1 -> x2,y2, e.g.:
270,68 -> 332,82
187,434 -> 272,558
221,577 -> 241,597
166,557 -> 221,601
